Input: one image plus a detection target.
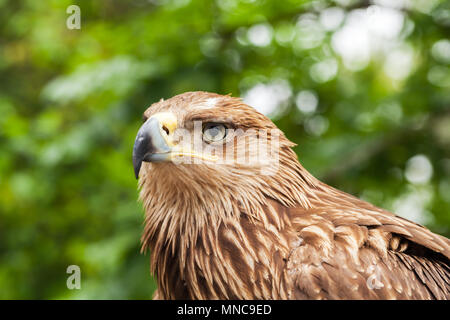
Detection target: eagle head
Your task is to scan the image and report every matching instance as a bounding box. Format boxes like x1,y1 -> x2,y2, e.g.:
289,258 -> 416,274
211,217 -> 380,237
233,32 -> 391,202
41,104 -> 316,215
133,91 -> 315,211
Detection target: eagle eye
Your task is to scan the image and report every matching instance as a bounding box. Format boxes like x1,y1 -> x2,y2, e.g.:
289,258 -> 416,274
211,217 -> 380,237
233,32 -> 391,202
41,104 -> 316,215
202,123 -> 227,143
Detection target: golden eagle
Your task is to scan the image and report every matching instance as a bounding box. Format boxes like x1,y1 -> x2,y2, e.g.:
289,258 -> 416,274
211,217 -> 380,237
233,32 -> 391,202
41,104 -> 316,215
132,91 -> 450,300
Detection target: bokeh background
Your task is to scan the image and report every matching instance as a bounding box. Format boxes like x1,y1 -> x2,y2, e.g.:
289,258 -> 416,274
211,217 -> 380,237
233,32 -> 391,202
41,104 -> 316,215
0,0 -> 449,299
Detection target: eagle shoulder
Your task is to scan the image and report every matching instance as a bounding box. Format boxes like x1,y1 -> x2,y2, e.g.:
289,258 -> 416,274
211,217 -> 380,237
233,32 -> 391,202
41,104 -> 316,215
280,199 -> 450,299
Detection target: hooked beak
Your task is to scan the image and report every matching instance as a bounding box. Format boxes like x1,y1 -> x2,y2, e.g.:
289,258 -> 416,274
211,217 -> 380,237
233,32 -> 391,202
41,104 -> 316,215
132,111 -> 220,179
132,113 -> 176,179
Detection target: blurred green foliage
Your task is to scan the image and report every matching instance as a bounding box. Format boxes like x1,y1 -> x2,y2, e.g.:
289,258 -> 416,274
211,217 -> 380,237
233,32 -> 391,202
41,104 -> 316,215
0,0 -> 449,299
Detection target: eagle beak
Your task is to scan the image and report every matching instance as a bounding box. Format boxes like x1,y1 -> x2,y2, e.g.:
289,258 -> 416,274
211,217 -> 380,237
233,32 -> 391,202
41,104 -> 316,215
132,112 -> 177,179
133,111 -> 220,179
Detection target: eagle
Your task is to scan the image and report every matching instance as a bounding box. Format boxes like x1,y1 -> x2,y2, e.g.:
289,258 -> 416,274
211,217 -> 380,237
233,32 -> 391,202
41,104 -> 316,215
132,91 -> 450,300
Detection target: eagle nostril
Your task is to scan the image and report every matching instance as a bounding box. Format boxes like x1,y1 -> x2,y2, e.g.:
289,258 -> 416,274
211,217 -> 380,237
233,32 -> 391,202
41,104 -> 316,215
162,125 -> 170,135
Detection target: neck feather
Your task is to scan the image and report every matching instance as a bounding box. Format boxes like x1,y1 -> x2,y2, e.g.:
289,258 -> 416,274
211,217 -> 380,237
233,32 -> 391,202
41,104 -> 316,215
139,146 -> 323,298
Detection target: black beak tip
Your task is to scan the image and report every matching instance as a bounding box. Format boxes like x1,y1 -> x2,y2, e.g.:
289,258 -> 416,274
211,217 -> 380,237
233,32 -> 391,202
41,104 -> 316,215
134,162 -> 141,179
133,153 -> 143,180
133,130 -> 147,180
